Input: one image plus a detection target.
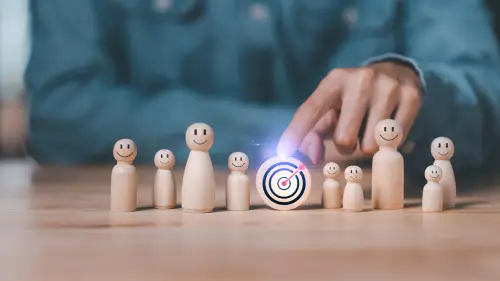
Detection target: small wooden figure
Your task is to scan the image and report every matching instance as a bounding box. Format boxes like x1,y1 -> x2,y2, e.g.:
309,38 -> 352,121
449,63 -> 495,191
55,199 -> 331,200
322,162 -> 342,209
226,152 -> 250,211
431,137 -> 456,208
343,166 -> 364,212
372,119 -> 404,210
422,165 -> 444,212
181,123 -> 216,213
110,139 -> 137,212
153,149 -> 176,209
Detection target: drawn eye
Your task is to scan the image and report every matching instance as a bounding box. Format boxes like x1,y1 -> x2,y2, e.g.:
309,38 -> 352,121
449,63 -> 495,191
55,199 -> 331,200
438,143 -> 441,148
127,144 -> 130,149
240,157 -> 242,161
166,154 -> 169,158
203,129 -> 207,135
120,144 -> 123,149
194,129 -> 198,135
445,143 -> 449,148
235,157 -> 237,161
391,127 -> 395,132
160,154 -> 163,158
355,170 -> 358,174
350,170 -> 353,173
384,127 -> 387,132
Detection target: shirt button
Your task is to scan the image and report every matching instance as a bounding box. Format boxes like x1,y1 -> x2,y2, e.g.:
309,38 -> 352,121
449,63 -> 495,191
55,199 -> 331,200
249,3 -> 269,21
342,7 -> 358,25
153,0 -> 172,13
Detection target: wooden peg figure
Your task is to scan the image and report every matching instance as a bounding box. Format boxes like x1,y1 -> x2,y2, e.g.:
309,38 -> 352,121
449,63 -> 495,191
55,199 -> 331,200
153,149 -> 176,209
431,137 -> 456,208
226,152 -> 250,211
343,166 -> 364,212
422,165 -> 444,212
181,123 -> 216,213
110,139 -> 137,212
372,119 -> 404,210
322,162 -> 342,209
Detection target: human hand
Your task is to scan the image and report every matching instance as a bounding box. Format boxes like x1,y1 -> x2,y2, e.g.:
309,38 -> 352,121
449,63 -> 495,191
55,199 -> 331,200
276,62 -> 423,164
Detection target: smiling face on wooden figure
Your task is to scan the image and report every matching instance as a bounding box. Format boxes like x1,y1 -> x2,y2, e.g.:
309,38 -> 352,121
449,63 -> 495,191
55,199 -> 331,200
228,152 -> 249,172
323,162 -> 340,179
374,119 -> 403,148
113,139 -> 137,163
431,137 -> 454,160
344,166 -> 363,183
186,123 -> 214,151
154,149 -> 175,170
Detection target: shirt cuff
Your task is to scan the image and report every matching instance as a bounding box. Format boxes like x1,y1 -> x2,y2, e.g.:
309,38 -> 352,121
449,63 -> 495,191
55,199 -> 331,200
362,53 -> 427,94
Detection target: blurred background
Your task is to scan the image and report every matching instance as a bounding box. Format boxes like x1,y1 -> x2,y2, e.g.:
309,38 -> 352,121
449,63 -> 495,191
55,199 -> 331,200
2,0 -> 500,161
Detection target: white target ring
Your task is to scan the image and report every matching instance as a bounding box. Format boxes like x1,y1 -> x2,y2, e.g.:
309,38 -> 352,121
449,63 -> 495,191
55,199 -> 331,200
255,156 -> 312,211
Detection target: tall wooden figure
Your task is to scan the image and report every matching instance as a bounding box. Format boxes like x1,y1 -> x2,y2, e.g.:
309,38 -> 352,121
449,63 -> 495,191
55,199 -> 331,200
372,119 -> 404,210
322,162 -> 342,209
422,165 -> 444,212
431,137 -> 456,208
226,152 -> 250,211
182,123 -> 216,213
343,166 -> 364,212
153,149 -> 176,209
110,139 -> 137,212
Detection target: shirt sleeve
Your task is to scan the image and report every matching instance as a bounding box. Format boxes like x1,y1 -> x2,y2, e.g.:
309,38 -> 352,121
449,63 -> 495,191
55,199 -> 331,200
25,0 -> 294,166
364,0 -> 500,173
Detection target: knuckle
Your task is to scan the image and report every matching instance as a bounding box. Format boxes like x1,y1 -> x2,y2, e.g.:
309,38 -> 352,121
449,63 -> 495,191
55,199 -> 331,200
401,85 -> 422,104
334,134 -> 356,149
377,74 -> 399,95
328,68 -> 348,79
300,100 -> 322,116
355,68 -> 376,94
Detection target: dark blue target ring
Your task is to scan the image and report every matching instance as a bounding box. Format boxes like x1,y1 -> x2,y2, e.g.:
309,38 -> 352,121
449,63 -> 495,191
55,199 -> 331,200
262,162 -> 307,206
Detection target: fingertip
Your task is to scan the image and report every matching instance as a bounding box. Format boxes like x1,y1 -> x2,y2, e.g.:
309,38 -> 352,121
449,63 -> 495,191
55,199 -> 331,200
276,138 -> 296,158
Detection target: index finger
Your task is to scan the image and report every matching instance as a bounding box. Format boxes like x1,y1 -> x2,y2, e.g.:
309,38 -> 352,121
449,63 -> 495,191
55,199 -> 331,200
276,69 -> 346,157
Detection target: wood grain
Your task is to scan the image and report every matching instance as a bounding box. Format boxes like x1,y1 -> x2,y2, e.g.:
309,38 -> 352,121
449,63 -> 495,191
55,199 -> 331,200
0,159 -> 499,281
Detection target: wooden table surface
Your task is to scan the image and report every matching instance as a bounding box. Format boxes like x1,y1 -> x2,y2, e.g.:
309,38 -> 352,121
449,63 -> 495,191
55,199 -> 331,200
1,159 -> 500,281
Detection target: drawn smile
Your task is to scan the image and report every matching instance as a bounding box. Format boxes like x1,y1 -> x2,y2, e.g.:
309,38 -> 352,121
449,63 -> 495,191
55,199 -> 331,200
380,134 -> 399,141
232,163 -> 246,168
117,151 -> 134,158
193,140 -> 207,145
430,174 -> 439,178
160,160 -> 170,165
349,175 -> 358,179
438,152 -> 448,156
327,170 -> 337,175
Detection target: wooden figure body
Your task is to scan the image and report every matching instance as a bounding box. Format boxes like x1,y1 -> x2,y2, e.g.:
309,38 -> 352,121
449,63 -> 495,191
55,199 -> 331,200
153,149 -> 176,209
371,119 -> 404,210
110,139 -> 137,212
181,123 -> 216,213
431,137 -> 456,208
422,165 -> 444,212
322,162 -> 341,209
226,152 -> 250,211
343,166 -> 364,212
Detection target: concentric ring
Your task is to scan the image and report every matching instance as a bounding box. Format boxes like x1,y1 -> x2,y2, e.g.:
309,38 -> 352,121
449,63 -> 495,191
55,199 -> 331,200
255,156 -> 312,211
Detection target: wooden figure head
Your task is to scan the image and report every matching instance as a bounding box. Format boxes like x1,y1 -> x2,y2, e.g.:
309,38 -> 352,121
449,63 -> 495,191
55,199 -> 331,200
431,137 -> 454,160
425,165 -> 442,182
228,152 -> 249,172
323,162 -> 340,179
374,119 -> 403,148
113,139 -> 137,163
344,165 -> 363,183
185,123 -> 214,151
154,149 -> 175,170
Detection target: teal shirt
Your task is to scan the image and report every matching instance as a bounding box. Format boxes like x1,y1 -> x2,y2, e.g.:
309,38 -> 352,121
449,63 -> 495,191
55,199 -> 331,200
25,0 -> 500,173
